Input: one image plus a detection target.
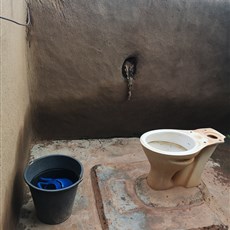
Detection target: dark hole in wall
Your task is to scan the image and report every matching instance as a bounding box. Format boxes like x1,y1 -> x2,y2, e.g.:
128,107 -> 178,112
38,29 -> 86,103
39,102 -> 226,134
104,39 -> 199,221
122,56 -> 138,79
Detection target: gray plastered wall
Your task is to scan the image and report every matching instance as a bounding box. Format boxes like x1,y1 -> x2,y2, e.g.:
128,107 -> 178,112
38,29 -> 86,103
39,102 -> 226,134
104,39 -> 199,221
28,0 -> 230,139
1,0 -> 32,229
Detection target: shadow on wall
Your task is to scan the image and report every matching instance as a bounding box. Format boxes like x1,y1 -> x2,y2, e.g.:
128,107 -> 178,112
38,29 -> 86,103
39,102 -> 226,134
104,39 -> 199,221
3,108 -> 32,230
32,96 -> 230,140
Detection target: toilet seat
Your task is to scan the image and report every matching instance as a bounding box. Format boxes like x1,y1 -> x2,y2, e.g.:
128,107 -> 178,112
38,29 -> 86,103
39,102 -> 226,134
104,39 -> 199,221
140,129 -> 208,157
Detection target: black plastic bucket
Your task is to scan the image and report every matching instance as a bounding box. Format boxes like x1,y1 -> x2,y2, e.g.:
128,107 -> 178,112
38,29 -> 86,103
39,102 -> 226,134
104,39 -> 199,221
24,155 -> 83,224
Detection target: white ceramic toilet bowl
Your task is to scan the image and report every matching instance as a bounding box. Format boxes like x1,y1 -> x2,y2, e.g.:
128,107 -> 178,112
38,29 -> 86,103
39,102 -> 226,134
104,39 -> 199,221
140,128 -> 225,190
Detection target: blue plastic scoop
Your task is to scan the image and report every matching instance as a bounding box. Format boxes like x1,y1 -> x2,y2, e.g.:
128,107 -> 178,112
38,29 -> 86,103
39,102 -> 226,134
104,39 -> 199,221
37,177 -> 73,190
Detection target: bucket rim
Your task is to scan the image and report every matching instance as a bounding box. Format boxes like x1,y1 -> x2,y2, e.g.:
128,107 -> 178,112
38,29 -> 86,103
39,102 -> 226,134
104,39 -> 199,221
24,154 -> 84,192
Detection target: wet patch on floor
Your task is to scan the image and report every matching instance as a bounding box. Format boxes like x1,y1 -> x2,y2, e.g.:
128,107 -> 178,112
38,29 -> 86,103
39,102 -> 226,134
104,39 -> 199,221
212,139 -> 230,177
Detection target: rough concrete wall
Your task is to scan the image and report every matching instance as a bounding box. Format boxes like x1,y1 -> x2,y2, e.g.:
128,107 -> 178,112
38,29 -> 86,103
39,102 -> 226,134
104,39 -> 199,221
28,0 -> 230,139
0,0 -> 32,229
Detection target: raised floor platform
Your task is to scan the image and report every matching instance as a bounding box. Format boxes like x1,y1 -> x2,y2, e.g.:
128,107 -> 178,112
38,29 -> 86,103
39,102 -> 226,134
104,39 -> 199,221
17,138 -> 229,230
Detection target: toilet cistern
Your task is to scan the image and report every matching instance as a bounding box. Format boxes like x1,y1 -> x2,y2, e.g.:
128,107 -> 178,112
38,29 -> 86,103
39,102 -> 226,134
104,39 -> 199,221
140,128 -> 225,190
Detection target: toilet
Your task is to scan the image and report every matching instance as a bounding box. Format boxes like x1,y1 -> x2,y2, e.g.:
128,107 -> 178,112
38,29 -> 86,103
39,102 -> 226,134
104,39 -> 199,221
140,128 -> 225,190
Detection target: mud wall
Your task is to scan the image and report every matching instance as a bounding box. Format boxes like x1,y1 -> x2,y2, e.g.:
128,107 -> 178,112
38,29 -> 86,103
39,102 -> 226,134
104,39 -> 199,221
28,0 -> 230,139
1,1 -> 32,229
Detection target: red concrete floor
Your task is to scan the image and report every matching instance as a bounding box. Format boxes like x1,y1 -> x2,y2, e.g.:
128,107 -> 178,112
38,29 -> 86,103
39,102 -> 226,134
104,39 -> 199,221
17,138 -> 229,230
